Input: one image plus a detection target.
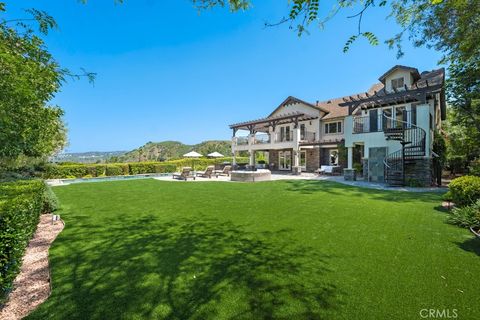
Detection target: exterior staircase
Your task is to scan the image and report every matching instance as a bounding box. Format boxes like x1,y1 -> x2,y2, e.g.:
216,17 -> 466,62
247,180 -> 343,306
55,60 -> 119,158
383,114 -> 426,186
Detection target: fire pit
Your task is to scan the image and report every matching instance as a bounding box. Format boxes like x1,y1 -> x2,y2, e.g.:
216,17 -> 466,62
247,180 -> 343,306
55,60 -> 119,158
230,169 -> 271,182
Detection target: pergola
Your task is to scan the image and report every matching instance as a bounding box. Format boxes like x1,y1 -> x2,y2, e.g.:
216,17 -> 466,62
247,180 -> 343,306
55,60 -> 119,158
229,111 -> 318,136
339,81 -> 444,115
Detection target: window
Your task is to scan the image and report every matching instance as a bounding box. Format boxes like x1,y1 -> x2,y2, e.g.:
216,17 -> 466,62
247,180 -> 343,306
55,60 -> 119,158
300,150 -> 306,169
324,121 -> 342,134
382,108 -> 393,130
285,126 -> 291,141
300,124 -> 306,140
395,106 -> 406,128
391,77 -> 404,90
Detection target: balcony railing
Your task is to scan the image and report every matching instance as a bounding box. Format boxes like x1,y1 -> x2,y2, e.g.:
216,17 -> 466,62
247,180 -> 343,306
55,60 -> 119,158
300,131 -> 317,143
353,116 -> 377,133
236,136 -> 248,145
353,111 -> 414,134
253,133 -> 270,144
274,133 -> 293,143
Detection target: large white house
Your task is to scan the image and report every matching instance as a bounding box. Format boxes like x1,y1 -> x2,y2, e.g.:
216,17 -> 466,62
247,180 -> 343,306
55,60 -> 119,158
230,65 -> 446,186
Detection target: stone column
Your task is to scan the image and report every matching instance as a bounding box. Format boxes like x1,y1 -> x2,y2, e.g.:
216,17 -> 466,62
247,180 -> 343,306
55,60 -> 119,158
347,147 -> 353,169
231,135 -> 237,166
293,126 -> 301,174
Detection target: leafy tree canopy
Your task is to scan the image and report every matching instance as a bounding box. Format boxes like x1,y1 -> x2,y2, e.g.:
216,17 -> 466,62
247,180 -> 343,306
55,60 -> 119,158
0,2 -> 94,170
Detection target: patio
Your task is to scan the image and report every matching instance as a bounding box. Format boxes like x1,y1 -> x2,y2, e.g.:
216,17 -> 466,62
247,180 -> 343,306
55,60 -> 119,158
153,172 -> 446,192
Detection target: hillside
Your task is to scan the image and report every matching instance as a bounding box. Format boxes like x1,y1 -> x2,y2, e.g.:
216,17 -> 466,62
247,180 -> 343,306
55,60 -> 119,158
111,140 -> 232,162
51,151 -> 127,164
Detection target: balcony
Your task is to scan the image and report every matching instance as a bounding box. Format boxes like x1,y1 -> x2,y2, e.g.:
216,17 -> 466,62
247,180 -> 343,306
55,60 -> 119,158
299,131 -> 317,143
353,111 -> 414,134
236,136 -> 249,145
253,133 -> 270,144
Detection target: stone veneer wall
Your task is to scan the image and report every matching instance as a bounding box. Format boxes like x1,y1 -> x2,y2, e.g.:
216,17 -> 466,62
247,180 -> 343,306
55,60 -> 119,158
361,159 -> 368,179
268,149 -> 280,171
305,148 -> 320,172
404,158 -> 433,186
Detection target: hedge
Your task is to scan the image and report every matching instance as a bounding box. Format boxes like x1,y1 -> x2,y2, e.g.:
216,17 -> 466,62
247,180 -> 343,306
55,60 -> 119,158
448,175 -> 480,207
0,180 -> 55,304
129,163 -> 176,175
42,157 -> 248,179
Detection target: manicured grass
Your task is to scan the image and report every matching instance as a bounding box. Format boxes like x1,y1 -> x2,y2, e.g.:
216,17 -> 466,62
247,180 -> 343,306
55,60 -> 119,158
28,180 -> 479,319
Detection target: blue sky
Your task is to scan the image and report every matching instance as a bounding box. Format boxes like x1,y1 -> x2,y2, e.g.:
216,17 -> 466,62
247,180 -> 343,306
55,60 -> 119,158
7,1 -> 442,152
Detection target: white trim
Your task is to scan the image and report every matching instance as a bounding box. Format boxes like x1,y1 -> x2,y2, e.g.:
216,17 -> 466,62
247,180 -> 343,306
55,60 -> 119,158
278,150 -> 292,170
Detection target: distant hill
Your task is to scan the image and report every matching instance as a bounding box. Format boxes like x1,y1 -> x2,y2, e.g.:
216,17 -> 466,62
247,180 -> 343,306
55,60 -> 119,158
111,140 -> 232,162
51,151 -> 127,164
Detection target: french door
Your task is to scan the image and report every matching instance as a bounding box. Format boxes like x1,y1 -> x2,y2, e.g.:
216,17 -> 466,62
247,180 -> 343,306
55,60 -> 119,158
279,151 -> 291,170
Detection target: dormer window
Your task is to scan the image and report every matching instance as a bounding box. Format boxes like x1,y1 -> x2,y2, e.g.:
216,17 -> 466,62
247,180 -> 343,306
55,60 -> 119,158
391,77 -> 404,90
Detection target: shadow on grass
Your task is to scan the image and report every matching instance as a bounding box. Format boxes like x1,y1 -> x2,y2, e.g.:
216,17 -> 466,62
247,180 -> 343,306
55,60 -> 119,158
456,236 -> 480,257
29,215 -> 340,319
284,180 -> 442,203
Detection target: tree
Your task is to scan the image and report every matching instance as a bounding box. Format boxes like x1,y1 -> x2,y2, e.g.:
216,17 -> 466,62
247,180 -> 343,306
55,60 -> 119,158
0,2 -> 93,171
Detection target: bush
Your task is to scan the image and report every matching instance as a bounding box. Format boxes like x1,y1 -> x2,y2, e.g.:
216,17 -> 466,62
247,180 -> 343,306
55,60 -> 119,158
105,165 -> 125,176
447,199 -> 480,229
41,157 -> 247,179
448,175 -> 480,207
42,185 -> 59,213
86,165 -> 106,177
0,180 -> 47,303
129,162 -> 176,174
468,159 -> 480,176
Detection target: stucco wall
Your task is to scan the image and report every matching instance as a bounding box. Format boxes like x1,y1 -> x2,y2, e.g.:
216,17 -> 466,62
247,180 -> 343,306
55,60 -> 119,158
345,103 -> 432,158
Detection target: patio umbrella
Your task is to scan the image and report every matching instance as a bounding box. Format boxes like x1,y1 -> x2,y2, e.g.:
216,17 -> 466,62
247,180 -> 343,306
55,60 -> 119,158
183,151 -> 203,172
207,152 -> 224,170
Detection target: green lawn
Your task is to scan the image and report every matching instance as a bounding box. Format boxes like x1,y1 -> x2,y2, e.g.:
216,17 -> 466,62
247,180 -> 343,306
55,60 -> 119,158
28,179 -> 480,320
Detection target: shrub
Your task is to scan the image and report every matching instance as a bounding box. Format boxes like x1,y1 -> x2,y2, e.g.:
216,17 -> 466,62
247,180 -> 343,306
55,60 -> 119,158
41,157 -> 247,179
447,199 -> 480,229
0,180 -> 47,303
42,185 -> 59,213
82,174 -> 94,179
129,162 -> 176,174
86,165 -> 106,177
448,175 -> 480,207
468,159 -> 480,177
405,178 -> 425,188
105,165 -> 124,176
154,164 -> 176,173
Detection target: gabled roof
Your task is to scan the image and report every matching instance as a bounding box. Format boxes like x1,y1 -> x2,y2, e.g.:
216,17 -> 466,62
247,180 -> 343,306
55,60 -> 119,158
340,68 -> 446,120
268,96 -> 329,117
317,83 -> 384,120
229,111 -> 318,131
378,65 -> 420,83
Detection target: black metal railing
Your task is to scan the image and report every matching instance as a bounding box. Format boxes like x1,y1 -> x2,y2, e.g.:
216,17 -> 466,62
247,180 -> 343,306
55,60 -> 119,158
353,110 -> 417,134
300,131 -> 316,142
383,112 -> 426,185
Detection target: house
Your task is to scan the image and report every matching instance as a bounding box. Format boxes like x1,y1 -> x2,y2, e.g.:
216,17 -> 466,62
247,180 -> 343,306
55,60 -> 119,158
229,65 -> 446,186
341,65 -> 445,185
229,96 -> 347,174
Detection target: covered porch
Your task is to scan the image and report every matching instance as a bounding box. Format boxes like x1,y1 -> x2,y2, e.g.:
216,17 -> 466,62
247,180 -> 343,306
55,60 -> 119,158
229,111 -> 318,173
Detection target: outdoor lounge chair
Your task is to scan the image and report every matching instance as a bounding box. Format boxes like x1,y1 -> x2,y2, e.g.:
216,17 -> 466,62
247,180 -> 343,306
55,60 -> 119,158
316,165 -> 339,175
196,166 -> 214,179
172,167 -> 194,181
215,165 -> 232,177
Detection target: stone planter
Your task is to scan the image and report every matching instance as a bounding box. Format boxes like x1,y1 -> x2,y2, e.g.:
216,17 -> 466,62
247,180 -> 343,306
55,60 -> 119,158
343,168 -> 356,181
